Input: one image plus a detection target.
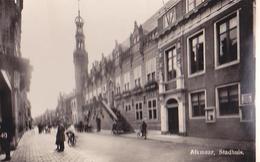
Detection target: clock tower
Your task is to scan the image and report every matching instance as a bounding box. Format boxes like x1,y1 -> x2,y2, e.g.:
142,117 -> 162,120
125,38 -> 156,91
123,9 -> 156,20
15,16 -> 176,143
73,3 -> 88,122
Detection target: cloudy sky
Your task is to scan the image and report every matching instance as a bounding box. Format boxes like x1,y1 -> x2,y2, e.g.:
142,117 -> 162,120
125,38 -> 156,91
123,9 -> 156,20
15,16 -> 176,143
21,0 -> 167,118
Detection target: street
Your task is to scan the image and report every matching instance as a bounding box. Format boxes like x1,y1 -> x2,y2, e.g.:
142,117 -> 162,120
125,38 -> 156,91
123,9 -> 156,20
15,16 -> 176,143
8,129 -> 254,162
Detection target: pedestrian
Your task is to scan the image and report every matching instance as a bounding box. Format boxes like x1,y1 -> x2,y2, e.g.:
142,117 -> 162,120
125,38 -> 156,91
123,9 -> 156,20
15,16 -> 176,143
96,117 -> 101,132
55,123 -> 65,152
140,119 -> 147,140
79,121 -> 83,132
0,123 -> 11,161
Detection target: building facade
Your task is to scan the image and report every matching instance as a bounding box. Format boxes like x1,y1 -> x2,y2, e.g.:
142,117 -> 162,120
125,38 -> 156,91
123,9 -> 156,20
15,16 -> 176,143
78,0 -> 255,141
157,0 -> 255,140
0,0 -> 32,147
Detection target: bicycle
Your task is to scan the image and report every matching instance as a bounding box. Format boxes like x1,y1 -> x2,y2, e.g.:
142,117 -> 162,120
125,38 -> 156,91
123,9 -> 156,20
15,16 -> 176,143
66,131 -> 77,147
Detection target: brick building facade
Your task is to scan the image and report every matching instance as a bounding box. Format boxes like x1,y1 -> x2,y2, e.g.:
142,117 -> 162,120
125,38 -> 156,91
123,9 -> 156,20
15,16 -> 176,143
78,0 -> 255,141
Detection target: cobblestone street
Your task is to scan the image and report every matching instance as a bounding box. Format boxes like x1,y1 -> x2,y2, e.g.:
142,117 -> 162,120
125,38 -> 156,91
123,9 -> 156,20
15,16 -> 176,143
5,129 -> 254,162
10,130 -> 90,162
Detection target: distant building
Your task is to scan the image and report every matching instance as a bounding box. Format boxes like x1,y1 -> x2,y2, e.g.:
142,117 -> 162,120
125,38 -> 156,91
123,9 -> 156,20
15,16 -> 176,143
0,0 -> 32,147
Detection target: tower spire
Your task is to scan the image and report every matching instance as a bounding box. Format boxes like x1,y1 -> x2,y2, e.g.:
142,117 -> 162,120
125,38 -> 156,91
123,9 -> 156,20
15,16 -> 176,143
78,0 -> 80,16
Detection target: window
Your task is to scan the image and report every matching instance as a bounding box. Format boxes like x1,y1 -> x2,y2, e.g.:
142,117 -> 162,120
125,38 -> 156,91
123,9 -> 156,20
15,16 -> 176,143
125,104 -> 131,112
217,84 -> 239,116
116,76 -> 121,94
148,99 -> 157,120
146,58 -> 156,83
163,8 -> 176,28
216,14 -> 238,66
165,47 -> 177,81
134,66 -> 142,87
188,31 -> 204,75
136,102 -> 143,120
124,72 -> 130,91
187,0 -> 204,12
190,91 -> 205,117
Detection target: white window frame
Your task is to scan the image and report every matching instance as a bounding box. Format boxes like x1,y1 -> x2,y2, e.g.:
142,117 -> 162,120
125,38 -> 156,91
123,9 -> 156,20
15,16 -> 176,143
189,89 -> 207,119
214,10 -> 240,70
215,82 -> 241,118
147,98 -> 158,120
187,29 -> 206,78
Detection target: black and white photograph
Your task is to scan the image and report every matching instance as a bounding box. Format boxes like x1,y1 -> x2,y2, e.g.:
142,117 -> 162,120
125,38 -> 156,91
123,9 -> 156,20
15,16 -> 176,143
0,0 -> 257,161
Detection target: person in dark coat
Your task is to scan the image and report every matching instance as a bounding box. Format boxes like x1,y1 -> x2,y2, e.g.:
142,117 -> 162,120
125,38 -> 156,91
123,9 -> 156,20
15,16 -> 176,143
140,120 -> 147,140
55,123 -> 65,152
96,117 -> 101,132
0,123 -> 11,161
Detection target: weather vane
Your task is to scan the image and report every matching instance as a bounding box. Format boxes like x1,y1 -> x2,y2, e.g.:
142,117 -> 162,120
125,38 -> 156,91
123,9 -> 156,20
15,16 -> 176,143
78,0 -> 80,16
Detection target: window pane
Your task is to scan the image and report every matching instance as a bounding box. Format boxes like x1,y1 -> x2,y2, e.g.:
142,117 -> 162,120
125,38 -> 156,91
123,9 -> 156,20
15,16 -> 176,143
153,109 -> 157,119
153,100 -> 156,107
148,101 -> 151,108
191,91 -> 205,117
199,92 -> 205,100
219,34 -> 228,64
198,34 -> 204,43
229,17 -> 237,29
189,33 -> 204,74
219,23 -> 227,34
230,28 -> 237,40
191,94 -> 198,102
218,85 -> 239,115
168,61 -> 172,71
198,43 -> 204,70
149,110 -> 152,119
217,15 -> 238,65
168,50 -> 172,59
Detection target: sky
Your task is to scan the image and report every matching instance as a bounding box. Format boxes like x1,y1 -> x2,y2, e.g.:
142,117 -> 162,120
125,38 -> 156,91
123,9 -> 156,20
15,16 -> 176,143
21,0 -> 167,118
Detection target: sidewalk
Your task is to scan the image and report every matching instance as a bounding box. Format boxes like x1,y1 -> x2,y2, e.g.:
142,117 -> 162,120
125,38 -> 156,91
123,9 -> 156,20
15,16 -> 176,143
94,129 -> 254,151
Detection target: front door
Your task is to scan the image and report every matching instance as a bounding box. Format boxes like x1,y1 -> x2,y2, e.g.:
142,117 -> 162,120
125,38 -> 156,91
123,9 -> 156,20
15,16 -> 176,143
168,107 -> 179,134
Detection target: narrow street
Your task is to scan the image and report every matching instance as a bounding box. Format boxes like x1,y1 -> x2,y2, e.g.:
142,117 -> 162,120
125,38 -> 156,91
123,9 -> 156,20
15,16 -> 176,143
8,129 -> 254,162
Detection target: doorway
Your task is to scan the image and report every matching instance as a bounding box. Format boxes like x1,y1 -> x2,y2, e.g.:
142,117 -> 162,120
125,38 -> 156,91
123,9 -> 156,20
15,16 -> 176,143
167,99 -> 179,134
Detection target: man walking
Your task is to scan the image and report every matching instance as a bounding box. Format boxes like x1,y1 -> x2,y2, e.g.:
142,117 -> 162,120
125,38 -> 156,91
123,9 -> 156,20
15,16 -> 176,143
141,119 -> 147,140
55,123 -> 65,152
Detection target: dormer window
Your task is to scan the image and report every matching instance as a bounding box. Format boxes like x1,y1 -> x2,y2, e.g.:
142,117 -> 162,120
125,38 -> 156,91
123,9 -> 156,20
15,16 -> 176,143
163,8 -> 176,29
187,0 -> 204,12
